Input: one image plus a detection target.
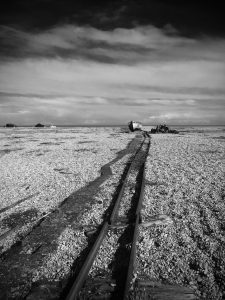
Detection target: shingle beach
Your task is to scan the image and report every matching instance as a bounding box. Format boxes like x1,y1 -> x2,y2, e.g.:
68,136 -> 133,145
0,126 -> 225,299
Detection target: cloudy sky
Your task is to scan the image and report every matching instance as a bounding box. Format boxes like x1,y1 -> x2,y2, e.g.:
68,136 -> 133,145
0,0 -> 224,125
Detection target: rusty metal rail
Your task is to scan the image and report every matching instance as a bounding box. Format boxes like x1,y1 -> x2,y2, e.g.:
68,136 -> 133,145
66,223 -> 109,300
66,131 -> 150,300
109,137 -> 146,225
123,151 -> 148,299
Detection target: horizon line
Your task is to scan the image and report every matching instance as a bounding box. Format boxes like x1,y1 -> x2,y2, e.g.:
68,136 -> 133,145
1,124 -> 225,127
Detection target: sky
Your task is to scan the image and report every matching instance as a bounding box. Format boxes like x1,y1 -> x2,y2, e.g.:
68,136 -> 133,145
0,0 -> 225,126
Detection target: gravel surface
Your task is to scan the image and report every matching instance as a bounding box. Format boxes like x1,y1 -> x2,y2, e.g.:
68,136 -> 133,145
137,131 -> 225,299
78,154 -> 132,226
118,138 -> 149,219
1,127 -> 225,299
0,127 -> 140,299
0,127 -> 134,253
89,228 -> 125,277
32,227 -> 88,282
28,141 -> 141,285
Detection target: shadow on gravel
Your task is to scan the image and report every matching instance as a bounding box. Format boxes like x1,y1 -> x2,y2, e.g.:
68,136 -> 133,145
59,137 -> 142,299
1,208 -> 38,229
0,148 -> 23,157
0,134 -> 142,299
0,208 -> 39,253
0,193 -> 39,214
60,136 -> 150,300
110,225 -> 134,299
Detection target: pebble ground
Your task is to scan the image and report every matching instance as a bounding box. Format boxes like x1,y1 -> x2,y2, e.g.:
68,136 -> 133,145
137,129 -> 225,299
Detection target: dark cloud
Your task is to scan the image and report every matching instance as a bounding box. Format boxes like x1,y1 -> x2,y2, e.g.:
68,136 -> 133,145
0,25 -> 152,63
0,91 -> 64,99
0,0 -> 224,36
1,25 -> 225,65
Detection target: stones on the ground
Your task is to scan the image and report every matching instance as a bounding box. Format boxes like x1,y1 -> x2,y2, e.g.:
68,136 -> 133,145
89,228 -> 125,277
20,242 -> 42,254
137,133 -> 225,299
0,127 -> 134,255
26,284 -> 61,300
117,139 -> 149,219
80,278 -> 116,299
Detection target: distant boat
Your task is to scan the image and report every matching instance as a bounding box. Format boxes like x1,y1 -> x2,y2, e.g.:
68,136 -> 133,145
50,125 -> 56,128
128,121 -> 143,132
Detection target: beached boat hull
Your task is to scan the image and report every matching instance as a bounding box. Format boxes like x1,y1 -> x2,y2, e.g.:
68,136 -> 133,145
128,121 -> 143,132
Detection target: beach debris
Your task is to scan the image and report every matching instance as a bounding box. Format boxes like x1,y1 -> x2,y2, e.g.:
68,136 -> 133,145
128,121 -> 143,132
84,227 -> 98,237
150,124 -> 179,134
135,279 -> 197,299
141,214 -> 173,227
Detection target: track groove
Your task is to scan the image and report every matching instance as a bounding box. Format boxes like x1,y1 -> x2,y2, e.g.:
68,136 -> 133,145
65,131 -> 151,300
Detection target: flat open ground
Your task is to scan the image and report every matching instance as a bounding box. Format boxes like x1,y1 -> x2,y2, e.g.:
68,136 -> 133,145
0,126 -> 225,299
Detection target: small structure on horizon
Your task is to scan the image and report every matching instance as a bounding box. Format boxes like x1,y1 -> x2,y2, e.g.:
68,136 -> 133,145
35,123 -> 45,128
5,123 -> 16,128
128,121 -> 143,132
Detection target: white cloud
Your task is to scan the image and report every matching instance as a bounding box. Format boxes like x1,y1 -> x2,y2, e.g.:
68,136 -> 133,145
92,97 -> 108,104
18,110 -> 29,114
151,99 -> 196,105
149,112 -> 194,120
